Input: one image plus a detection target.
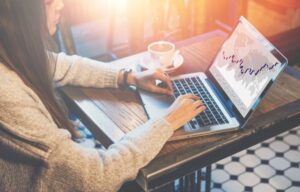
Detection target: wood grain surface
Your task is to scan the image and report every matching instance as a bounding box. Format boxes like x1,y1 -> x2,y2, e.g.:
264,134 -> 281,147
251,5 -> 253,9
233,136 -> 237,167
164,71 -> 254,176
61,30 -> 300,191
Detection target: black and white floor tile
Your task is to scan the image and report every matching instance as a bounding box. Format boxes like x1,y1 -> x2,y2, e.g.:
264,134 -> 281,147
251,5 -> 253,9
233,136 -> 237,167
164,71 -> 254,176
76,117 -> 300,192
211,126 -> 300,192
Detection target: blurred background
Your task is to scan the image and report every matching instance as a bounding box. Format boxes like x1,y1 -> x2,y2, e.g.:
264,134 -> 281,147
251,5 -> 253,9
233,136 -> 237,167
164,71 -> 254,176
55,0 -> 300,64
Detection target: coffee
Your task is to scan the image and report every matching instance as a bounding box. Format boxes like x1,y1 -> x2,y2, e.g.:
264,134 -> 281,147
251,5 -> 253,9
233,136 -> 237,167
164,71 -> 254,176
150,43 -> 173,52
147,41 -> 177,68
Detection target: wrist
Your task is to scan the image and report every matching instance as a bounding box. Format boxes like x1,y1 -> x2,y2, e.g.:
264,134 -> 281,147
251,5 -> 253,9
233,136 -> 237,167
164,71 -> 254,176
118,69 -> 136,87
164,114 -> 177,131
127,71 -> 137,86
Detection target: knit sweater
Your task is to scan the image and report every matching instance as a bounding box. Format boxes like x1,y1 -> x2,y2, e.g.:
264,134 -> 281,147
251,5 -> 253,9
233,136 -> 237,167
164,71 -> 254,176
0,53 -> 173,192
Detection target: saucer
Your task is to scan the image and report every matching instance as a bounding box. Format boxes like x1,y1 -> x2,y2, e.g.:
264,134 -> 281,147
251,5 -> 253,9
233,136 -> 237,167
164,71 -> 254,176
139,53 -> 184,74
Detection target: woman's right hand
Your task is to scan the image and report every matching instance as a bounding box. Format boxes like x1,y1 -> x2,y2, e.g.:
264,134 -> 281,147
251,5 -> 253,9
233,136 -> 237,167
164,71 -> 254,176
164,94 -> 206,131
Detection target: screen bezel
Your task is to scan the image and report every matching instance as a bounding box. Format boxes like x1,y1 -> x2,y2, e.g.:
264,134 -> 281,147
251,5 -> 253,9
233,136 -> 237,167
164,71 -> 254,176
206,16 -> 288,127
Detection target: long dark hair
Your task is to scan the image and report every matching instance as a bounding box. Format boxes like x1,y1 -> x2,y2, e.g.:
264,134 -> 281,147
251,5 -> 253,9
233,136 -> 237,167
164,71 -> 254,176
0,0 -> 80,138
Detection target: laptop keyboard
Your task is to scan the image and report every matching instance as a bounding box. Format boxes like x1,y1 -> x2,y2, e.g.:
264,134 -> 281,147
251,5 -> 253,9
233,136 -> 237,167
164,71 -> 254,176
172,76 -> 229,130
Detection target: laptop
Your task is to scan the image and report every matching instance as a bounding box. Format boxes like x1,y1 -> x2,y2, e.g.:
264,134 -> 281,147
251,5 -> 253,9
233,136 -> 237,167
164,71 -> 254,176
138,16 -> 288,141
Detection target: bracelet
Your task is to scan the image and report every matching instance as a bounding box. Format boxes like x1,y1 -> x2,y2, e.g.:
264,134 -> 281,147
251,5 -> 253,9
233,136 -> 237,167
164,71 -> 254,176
122,68 -> 132,88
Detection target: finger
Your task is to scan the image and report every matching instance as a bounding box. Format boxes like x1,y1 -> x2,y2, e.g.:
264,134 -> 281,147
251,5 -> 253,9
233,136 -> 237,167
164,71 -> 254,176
150,85 -> 170,95
155,68 -> 164,73
183,98 -> 195,105
154,71 -> 173,92
182,94 -> 200,100
193,100 -> 204,108
180,93 -> 194,98
163,72 -> 174,92
195,106 -> 206,114
178,94 -> 193,101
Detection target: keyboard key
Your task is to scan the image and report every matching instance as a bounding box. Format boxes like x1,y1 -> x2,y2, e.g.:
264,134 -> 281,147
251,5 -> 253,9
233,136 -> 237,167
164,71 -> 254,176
172,76 -> 229,127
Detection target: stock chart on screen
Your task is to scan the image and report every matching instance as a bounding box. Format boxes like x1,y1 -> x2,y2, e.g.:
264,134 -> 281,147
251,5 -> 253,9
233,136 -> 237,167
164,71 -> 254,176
210,22 -> 282,117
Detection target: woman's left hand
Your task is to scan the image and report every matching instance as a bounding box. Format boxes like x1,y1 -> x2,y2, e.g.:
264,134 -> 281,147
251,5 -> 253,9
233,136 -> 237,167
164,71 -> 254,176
130,69 -> 173,95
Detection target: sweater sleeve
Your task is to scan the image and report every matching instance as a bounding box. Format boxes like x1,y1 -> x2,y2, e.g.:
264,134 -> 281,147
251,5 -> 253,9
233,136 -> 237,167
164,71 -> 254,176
45,118 -> 173,192
50,52 -> 122,88
0,70 -> 173,191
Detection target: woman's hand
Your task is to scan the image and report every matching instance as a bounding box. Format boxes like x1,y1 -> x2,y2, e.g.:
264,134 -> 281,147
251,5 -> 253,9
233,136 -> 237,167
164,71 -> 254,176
164,94 -> 206,131
129,69 -> 173,95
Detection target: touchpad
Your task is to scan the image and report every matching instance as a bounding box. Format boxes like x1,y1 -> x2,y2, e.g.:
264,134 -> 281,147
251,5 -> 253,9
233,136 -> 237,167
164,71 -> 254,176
138,89 -> 174,119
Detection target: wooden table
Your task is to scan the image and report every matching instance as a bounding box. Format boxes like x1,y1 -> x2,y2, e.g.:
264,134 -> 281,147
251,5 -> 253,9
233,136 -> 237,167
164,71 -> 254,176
61,30 -> 300,191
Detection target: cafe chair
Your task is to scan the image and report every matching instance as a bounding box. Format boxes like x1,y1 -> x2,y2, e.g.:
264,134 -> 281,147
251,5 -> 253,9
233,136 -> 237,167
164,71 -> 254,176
55,0 -> 119,62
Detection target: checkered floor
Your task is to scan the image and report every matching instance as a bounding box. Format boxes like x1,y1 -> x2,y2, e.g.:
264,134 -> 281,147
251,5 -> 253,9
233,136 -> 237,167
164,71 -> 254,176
211,126 -> 300,192
77,121 -> 300,192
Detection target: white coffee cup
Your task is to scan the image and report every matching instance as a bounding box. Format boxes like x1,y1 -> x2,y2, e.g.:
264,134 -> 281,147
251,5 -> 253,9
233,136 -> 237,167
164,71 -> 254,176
148,41 -> 179,68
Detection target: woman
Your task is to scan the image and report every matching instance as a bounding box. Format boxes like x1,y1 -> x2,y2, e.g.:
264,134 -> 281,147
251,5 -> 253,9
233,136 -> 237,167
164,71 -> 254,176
0,0 -> 205,191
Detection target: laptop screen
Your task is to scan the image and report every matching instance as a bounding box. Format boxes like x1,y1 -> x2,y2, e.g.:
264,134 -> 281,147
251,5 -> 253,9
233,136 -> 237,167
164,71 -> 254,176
209,17 -> 287,118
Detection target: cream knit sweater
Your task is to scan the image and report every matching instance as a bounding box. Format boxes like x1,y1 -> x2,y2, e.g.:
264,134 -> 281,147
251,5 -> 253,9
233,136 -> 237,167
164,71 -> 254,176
0,53 -> 173,192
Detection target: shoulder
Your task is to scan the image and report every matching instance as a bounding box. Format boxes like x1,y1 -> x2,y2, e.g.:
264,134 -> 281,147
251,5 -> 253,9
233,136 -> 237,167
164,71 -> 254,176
0,63 -> 72,160
0,63 -> 39,105
0,64 -> 23,100
0,62 -> 59,133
